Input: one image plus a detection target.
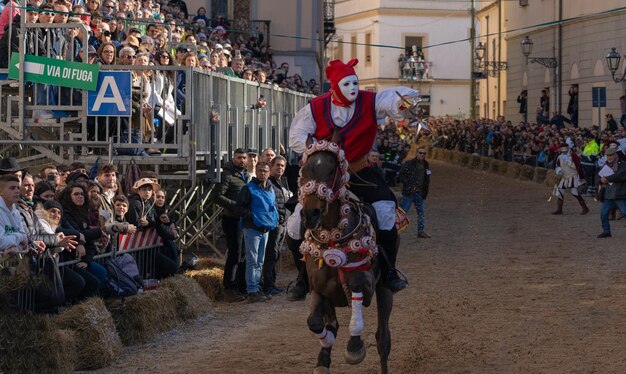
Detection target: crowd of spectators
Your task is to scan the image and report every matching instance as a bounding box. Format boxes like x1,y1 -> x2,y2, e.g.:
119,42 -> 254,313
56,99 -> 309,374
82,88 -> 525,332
0,158 -> 179,313
0,0 -> 321,126
427,115 -> 626,190
369,118 -> 419,186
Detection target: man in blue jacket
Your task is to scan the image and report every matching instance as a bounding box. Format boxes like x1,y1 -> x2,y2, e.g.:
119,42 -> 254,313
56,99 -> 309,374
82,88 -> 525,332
236,162 -> 278,303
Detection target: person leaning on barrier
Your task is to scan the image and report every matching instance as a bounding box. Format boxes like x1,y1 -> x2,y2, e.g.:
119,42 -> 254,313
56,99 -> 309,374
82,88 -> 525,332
153,189 -> 180,269
212,148 -> 249,302
126,178 -> 177,279
0,175 -> 30,255
57,183 -> 108,292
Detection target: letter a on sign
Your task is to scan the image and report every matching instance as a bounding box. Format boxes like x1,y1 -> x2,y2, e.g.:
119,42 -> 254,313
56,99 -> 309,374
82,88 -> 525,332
92,76 -> 125,111
87,71 -> 132,116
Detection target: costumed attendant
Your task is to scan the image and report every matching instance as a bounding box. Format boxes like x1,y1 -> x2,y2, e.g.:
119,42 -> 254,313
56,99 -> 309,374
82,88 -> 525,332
551,143 -> 589,215
289,58 -> 420,293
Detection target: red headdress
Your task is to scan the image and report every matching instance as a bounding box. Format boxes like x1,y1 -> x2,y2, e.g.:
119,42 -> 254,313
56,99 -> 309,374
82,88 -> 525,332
325,59 -> 358,106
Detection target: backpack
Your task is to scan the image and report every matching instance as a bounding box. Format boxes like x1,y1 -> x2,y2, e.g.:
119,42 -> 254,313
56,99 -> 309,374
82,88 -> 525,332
106,253 -> 143,297
124,160 -> 142,196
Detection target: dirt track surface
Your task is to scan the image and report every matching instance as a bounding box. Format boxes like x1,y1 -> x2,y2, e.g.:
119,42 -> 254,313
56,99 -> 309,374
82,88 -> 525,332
95,160 -> 626,373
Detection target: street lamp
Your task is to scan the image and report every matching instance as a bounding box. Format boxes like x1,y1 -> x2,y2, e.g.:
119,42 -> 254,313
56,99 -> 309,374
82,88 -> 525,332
605,47 -> 626,83
474,41 -> 507,77
520,35 -> 557,68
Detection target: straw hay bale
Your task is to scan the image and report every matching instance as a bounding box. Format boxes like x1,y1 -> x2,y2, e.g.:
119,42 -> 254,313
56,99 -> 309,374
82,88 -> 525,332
185,268 -> 225,301
451,151 -> 463,165
545,169 -> 559,187
467,155 -> 481,169
0,256 -> 48,295
426,147 -> 434,158
160,275 -> 212,320
479,157 -> 491,171
489,159 -> 508,175
443,150 -> 454,162
533,167 -> 548,184
506,163 -> 522,179
106,288 -> 179,345
433,148 -> 442,160
194,257 -> 224,270
458,153 -> 471,167
54,297 -> 122,370
519,165 -> 535,181
0,312 -> 77,373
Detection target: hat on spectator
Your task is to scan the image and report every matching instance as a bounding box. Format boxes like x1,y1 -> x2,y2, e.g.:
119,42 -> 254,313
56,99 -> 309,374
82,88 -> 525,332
103,14 -> 112,21
223,49 -> 231,57
198,53 -> 208,60
606,147 -> 618,155
246,148 -> 258,155
214,26 -> 225,33
125,35 -> 140,48
326,59 -> 359,106
0,157 -> 26,174
132,178 -> 160,191
214,43 -> 223,50
66,171 -> 89,184
43,199 -> 63,213
223,43 -> 232,50
196,32 -> 207,40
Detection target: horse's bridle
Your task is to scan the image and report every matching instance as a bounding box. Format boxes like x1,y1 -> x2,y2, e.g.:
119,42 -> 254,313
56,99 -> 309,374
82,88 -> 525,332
298,140 -> 378,270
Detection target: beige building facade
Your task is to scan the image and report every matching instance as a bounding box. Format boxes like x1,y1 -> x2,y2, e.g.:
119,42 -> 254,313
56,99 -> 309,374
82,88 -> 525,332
476,0 -> 507,120
505,0 -> 626,128
329,0 -> 472,117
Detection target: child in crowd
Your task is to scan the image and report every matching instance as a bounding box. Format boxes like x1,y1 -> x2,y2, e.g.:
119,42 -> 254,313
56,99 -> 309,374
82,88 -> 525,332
154,189 -> 180,267
110,195 -> 137,234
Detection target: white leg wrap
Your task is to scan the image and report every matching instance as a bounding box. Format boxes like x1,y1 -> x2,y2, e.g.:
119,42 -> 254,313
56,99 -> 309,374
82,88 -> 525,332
315,327 -> 336,348
349,292 -> 364,337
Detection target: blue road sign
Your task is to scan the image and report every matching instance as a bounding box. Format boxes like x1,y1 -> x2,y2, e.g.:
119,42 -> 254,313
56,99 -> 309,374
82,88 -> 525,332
88,71 -> 132,116
592,87 -> 606,108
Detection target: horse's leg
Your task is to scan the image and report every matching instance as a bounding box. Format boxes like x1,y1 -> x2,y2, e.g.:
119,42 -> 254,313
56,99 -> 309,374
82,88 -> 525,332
308,291 -> 335,373
375,282 -> 394,374
344,291 -> 366,365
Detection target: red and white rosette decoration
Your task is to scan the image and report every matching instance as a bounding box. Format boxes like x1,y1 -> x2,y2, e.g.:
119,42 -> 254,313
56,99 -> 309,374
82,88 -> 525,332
322,248 -> 347,268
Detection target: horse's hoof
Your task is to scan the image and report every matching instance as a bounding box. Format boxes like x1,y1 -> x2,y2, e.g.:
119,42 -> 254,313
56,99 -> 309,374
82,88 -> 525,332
344,338 -> 366,365
313,366 -> 330,374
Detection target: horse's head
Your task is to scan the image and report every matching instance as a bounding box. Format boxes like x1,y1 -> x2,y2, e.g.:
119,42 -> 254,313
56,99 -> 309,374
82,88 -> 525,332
298,137 -> 348,230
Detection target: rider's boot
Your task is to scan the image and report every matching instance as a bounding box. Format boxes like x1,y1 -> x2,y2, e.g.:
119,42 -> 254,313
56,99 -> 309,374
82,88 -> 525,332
378,228 -> 408,293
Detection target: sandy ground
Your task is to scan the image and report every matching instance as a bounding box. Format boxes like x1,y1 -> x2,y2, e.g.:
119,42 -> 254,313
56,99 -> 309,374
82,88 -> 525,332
94,160 -> 626,373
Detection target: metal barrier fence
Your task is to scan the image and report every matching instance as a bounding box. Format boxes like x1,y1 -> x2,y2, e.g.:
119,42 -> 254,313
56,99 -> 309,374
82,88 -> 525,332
1,228 -> 167,312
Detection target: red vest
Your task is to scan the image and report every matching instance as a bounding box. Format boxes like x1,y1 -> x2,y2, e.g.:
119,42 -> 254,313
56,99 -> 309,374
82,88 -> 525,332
310,91 -> 378,163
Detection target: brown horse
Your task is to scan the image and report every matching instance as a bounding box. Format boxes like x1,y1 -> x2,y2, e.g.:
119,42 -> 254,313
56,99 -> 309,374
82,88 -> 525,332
298,139 -> 394,374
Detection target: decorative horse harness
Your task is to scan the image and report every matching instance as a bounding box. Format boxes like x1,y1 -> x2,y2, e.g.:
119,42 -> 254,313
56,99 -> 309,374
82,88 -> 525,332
298,140 -> 379,276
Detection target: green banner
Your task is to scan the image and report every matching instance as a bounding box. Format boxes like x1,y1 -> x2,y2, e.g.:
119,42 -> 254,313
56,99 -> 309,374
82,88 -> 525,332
8,52 -> 99,91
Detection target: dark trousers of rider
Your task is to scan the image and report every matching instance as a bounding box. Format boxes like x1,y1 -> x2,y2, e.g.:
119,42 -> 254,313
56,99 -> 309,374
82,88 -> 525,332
286,235 -> 308,289
262,224 -> 285,291
349,166 -> 400,281
222,215 -> 247,291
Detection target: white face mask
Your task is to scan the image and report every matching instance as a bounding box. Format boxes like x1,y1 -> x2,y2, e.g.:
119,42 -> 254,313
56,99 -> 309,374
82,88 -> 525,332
338,75 -> 359,103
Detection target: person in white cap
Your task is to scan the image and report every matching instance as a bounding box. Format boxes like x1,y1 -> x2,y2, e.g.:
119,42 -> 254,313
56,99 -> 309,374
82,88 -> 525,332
288,58 -> 420,294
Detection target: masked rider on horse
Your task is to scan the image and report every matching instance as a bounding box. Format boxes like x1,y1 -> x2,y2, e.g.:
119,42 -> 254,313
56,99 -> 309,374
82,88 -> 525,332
289,58 -> 420,293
